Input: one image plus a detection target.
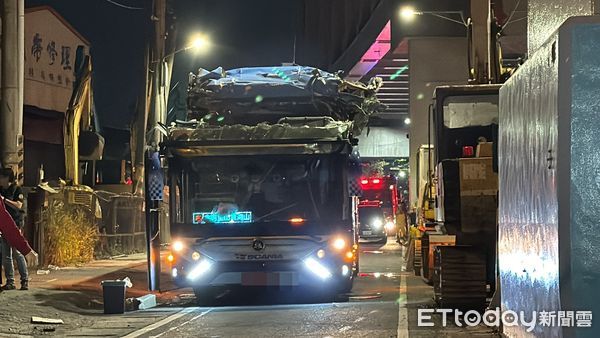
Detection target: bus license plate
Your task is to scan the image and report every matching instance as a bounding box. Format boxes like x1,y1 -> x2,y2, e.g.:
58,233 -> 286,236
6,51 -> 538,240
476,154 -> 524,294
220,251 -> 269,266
362,231 -> 372,235
241,272 -> 297,286
242,272 -> 269,286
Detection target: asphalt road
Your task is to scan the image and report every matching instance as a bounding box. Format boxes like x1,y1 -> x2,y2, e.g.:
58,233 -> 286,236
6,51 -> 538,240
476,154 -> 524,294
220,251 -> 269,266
84,238 -> 500,337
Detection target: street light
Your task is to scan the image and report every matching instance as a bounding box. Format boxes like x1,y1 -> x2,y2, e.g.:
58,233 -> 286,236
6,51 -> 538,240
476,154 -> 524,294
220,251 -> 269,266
399,6 -> 466,27
164,33 -> 211,60
400,6 -> 419,20
404,117 -> 411,125
188,34 -> 210,52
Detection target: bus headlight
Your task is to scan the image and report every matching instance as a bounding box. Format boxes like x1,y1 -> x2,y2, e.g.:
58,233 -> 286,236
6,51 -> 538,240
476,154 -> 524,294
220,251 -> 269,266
191,252 -> 201,261
332,238 -> 346,250
304,258 -> 332,279
187,260 -> 212,281
173,240 -> 184,252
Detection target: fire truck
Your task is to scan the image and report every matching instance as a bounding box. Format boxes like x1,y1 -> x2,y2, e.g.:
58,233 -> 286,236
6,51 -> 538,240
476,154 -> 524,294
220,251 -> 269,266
358,175 -> 398,237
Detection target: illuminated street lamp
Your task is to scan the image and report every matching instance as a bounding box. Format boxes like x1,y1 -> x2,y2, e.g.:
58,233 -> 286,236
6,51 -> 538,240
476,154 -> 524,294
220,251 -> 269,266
400,6 -> 419,20
404,117 -> 411,125
164,33 -> 211,60
188,34 -> 210,52
399,6 -> 466,26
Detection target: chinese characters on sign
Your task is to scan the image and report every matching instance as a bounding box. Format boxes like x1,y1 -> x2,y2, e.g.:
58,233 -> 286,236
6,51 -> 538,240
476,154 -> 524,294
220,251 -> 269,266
26,32 -> 75,88
417,308 -> 592,332
24,7 -> 90,113
538,311 -> 592,327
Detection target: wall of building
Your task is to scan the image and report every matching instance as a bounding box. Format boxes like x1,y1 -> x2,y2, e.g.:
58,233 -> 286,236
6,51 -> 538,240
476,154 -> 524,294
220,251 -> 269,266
407,37 -> 468,206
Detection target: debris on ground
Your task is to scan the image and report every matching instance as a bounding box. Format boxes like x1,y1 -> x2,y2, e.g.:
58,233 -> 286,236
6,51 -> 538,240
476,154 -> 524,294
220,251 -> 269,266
31,316 -> 65,324
125,297 -> 140,311
121,277 -> 133,288
136,294 -> 157,310
36,269 -> 50,275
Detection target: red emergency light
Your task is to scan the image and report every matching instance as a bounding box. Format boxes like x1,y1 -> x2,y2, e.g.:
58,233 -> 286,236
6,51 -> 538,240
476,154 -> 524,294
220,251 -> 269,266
462,146 -> 474,157
359,177 -> 384,189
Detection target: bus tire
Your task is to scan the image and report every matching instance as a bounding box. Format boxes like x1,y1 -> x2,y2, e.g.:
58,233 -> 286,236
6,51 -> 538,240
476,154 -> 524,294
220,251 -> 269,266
340,276 -> 354,294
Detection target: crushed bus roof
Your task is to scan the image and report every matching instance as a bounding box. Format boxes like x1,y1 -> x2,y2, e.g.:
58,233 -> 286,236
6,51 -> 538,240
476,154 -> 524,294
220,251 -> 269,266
184,65 -> 384,136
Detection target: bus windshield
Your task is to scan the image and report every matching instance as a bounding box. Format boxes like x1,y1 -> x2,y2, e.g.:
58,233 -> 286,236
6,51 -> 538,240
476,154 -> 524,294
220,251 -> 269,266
172,155 -> 344,228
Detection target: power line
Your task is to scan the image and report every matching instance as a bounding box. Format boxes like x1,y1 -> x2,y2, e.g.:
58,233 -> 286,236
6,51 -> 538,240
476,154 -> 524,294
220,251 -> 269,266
500,0 -> 522,33
105,0 -> 144,10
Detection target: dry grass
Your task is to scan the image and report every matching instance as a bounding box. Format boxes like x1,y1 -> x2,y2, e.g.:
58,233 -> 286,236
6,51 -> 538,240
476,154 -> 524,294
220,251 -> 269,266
44,201 -> 99,266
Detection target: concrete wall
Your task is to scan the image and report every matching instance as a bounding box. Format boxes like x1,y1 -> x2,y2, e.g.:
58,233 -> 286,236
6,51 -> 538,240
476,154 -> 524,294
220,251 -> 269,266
528,0 -> 599,55
407,37 -> 468,206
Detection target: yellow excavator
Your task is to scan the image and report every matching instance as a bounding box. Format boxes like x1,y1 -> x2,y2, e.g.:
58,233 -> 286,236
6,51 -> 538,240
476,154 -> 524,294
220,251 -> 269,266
61,48 -> 104,211
410,0 -> 516,310
63,48 -> 103,187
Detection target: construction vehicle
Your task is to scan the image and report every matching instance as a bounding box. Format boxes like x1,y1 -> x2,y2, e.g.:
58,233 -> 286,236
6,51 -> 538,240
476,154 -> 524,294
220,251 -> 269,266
410,0 -> 512,310
421,85 -> 500,310
64,48 -> 103,186
411,145 -> 436,276
161,66 -> 383,302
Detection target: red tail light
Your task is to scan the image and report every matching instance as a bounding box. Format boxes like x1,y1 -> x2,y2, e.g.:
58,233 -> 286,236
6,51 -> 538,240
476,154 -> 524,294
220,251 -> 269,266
371,178 -> 381,184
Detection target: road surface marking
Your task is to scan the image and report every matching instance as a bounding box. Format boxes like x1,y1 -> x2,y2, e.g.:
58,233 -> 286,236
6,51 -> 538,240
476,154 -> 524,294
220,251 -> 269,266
150,309 -> 212,338
397,272 -> 409,338
45,278 -> 58,283
339,326 -> 352,333
122,307 -> 197,338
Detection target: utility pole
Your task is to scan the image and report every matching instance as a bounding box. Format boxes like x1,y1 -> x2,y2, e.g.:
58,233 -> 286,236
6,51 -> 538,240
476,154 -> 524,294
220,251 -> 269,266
131,45 -> 150,196
149,0 -> 167,147
144,0 -> 167,291
0,0 -> 25,181
135,0 -> 176,291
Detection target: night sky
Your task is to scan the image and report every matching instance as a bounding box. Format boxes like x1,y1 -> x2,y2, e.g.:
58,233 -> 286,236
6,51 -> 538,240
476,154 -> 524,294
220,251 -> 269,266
26,0 -> 302,129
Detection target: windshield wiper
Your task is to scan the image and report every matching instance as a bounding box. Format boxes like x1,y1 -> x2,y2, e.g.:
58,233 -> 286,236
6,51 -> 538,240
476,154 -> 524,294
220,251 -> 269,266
254,203 -> 298,222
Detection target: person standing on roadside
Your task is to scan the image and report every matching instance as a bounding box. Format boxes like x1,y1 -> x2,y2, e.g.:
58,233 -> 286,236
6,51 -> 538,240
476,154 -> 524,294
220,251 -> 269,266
0,193 -> 38,294
0,168 -> 30,290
